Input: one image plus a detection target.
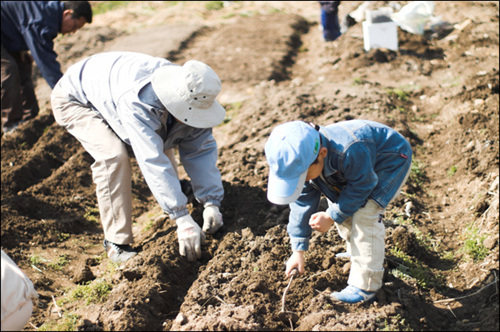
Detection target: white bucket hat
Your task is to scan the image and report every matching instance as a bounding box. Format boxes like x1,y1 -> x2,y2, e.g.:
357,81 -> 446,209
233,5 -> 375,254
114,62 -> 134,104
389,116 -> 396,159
151,60 -> 226,128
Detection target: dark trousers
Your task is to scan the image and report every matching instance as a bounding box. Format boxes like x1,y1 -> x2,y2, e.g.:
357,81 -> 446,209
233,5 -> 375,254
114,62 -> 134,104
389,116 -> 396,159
1,43 -> 39,129
320,8 -> 341,41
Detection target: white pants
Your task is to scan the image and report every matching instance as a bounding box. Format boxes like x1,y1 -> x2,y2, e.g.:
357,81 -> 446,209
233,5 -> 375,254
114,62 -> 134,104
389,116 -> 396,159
333,167 -> 411,292
335,199 -> 385,292
51,87 -> 134,244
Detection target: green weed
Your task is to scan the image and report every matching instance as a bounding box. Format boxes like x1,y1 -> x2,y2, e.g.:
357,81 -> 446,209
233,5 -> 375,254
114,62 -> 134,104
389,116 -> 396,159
92,1 -> 131,15
30,255 -> 43,266
58,232 -> 70,242
377,314 -> 412,331
460,225 -> 488,262
84,206 -> 100,224
447,165 -> 458,177
409,159 -> 425,189
353,77 -> 363,85
389,247 -> 444,290
386,88 -> 410,101
38,312 -> 79,331
205,1 -> 224,11
69,278 -> 112,305
222,101 -> 243,124
30,254 -> 50,270
47,254 -> 70,271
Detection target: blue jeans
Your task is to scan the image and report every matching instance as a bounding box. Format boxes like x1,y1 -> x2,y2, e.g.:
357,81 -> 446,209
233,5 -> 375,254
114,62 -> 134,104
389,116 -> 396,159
320,9 -> 341,41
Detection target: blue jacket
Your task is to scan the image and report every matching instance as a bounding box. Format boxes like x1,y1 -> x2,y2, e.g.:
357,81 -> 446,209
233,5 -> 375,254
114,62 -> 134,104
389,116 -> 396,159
288,120 -> 412,251
55,52 -> 224,219
1,1 -> 64,88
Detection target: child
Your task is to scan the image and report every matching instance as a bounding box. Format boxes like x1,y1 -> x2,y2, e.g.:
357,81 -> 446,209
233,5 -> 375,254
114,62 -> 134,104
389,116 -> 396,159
265,120 -> 412,303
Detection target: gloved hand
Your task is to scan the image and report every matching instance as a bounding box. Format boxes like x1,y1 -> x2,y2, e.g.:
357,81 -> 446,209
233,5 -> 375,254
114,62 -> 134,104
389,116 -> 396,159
202,204 -> 223,234
175,214 -> 205,261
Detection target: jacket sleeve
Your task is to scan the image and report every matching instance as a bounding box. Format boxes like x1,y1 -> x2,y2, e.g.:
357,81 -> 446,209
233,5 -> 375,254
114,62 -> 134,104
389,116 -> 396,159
177,129 -> 224,207
23,21 -> 62,88
288,182 -> 322,251
121,103 -> 190,220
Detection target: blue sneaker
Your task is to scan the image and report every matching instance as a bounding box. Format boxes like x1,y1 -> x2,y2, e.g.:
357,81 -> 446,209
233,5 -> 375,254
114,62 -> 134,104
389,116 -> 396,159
331,285 -> 376,303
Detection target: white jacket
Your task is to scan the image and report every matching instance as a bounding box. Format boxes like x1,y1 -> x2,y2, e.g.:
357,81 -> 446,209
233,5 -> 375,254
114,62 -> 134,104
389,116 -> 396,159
55,52 -> 224,219
1,250 -> 38,326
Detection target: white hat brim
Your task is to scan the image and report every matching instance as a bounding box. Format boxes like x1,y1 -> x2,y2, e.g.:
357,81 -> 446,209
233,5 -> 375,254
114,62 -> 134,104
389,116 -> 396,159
151,65 -> 226,128
267,170 -> 307,205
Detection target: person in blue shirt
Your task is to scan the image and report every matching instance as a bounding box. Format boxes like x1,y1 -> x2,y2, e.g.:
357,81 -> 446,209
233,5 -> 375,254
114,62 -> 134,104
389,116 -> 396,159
51,51 -> 225,264
1,1 -> 92,134
265,120 -> 412,303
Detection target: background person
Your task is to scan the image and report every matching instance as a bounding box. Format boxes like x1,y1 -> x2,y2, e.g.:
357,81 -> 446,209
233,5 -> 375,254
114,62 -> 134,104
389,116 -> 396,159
51,51 -> 225,264
1,250 -> 39,331
318,1 -> 341,41
265,120 -> 412,304
1,1 -> 92,134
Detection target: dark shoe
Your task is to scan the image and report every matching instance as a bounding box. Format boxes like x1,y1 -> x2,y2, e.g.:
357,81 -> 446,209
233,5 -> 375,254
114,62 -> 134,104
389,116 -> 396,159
331,285 -> 376,303
103,239 -> 137,263
2,120 -> 23,134
180,179 -> 193,196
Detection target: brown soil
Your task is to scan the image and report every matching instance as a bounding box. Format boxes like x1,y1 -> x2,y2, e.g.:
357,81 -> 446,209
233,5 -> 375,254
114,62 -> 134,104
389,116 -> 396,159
1,1 -> 498,331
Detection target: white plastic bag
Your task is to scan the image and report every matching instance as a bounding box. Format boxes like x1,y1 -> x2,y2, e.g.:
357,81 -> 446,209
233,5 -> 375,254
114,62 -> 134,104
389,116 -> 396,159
391,1 -> 435,35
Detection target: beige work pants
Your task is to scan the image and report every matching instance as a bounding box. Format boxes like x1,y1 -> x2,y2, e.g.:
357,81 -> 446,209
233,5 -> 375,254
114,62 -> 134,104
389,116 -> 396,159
334,167 -> 411,292
51,86 -> 133,245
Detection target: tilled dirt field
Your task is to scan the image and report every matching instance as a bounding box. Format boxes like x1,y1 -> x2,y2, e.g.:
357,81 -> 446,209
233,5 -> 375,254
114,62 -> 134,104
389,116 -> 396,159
1,1 -> 499,331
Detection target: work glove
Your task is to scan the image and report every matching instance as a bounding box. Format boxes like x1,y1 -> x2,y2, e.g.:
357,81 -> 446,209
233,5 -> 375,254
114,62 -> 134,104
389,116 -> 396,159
202,204 -> 224,234
175,214 -> 205,261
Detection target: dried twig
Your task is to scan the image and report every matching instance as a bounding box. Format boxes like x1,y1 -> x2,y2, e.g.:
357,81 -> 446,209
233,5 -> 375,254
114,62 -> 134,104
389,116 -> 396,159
31,264 -> 43,273
305,270 -> 332,281
51,295 -> 63,318
214,295 -> 227,304
433,280 -> 498,304
446,304 -> 457,319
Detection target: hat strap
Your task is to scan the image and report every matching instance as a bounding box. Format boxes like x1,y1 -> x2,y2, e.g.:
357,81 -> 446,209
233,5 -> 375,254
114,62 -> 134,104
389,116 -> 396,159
309,122 -> 320,131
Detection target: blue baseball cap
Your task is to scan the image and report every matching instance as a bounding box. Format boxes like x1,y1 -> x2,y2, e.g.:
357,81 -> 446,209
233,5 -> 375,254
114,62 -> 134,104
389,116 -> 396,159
265,121 -> 321,205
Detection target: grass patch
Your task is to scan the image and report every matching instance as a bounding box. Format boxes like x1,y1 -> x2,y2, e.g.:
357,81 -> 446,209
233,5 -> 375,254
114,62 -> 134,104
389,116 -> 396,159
389,247 -> 444,290
38,312 -> 79,331
92,1 -> 131,15
69,278 -> 113,305
460,225 -> 489,262
222,101 -> 243,124
47,254 -> 70,271
386,88 -> 410,102
377,314 -> 412,331
409,159 -> 425,190
447,165 -> 457,177
84,206 -> 100,224
205,1 -> 224,11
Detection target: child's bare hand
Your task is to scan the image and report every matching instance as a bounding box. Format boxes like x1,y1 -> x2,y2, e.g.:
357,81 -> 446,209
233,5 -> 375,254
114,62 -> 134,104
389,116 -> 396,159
309,212 -> 334,233
286,251 -> 305,277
